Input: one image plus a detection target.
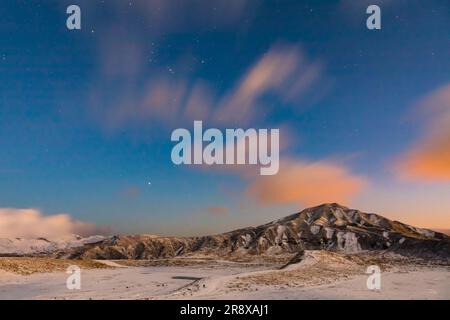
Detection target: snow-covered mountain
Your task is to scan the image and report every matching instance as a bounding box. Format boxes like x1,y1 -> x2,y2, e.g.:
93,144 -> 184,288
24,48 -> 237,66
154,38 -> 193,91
61,203 -> 449,260
1,204 -> 448,260
0,235 -> 106,256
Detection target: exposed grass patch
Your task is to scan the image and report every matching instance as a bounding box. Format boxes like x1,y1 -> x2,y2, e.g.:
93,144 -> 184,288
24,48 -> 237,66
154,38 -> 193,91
0,257 -> 110,275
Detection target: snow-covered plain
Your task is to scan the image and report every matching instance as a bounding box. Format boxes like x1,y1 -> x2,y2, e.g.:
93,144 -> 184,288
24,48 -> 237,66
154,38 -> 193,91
0,251 -> 448,300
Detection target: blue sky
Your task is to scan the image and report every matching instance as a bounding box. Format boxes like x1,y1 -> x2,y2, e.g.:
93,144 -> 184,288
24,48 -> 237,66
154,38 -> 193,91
0,0 -> 449,236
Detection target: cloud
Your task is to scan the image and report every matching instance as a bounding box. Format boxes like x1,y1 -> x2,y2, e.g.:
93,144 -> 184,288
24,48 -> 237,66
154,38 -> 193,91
108,0 -> 253,32
207,206 -> 229,216
395,83 -> 450,181
353,181 -> 450,229
122,186 -> 141,199
98,31 -> 144,77
89,43 -> 326,133
184,81 -> 215,122
81,0 -> 259,134
89,0 -> 252,79
214,43 -> 324,124
0,208 -> 105,240
245,158 -> 367,207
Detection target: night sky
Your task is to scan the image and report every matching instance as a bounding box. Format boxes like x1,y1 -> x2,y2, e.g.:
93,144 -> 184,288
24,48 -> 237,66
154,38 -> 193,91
0,0 -> 449,237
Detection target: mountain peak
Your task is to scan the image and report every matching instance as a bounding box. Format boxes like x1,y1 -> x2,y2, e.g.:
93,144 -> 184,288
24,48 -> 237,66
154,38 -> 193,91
59,205 -> 449,261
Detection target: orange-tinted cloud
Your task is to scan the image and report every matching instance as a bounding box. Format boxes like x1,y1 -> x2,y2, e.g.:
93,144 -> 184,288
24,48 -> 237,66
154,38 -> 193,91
0,208 -> 105,240
353,181 -> 450,229
122,186 -> 141,199
246,158 -> 367,207
207,206 -> 229,216
395,83 -> 450,181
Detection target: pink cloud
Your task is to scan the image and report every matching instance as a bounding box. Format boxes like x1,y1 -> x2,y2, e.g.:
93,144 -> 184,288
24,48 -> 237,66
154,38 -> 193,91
207,206 -> 229,216
89,43 -> 326,133
0,208 -> 106,240
215,43 -> 325,124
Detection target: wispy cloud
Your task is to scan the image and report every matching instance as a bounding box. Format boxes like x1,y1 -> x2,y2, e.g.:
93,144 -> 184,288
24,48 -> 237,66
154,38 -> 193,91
122,186 -> 141,199
214,43 -> 324,124
108,0 -> 253,32
394,83 -> 450,181
207,206 -> 229,216
0,208 -> 106,240
82,0 -> 257,134
89,43 -> 326,133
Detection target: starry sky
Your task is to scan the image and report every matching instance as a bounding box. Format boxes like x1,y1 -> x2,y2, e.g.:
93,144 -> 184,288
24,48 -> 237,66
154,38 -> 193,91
0,0 -> 449,237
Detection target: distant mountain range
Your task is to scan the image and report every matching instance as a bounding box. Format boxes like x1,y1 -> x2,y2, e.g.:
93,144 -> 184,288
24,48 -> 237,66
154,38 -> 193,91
57,203 -> 449,260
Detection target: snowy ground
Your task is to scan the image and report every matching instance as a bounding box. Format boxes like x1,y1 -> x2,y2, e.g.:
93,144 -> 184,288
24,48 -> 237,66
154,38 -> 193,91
184,270 -> 450,300
0,252 -> 448,300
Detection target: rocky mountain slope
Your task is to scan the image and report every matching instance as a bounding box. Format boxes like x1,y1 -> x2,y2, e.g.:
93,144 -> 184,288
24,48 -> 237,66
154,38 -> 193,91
60,203 -> 449,260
